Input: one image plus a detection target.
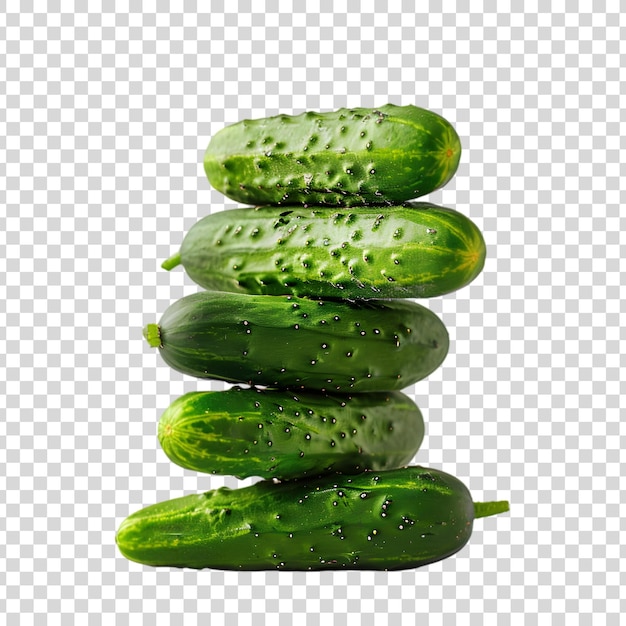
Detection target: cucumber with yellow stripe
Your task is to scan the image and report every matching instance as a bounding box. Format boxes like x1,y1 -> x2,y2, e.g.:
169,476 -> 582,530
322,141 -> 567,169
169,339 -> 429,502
116,466 -> 509,571
162,203 -> 486,299
158,386 -> 425,480
203,104 -> 461,207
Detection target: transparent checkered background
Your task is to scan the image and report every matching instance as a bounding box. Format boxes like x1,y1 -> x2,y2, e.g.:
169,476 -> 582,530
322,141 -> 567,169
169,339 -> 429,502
1,2 -> 624,624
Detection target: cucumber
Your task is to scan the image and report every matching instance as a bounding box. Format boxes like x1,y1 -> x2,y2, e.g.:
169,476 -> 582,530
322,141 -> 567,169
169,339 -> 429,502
116,466 -> 509,571
143,291 -> 449,393
158,386 -> 425,480
162,202 -> 486,299
203,104 -> 461,207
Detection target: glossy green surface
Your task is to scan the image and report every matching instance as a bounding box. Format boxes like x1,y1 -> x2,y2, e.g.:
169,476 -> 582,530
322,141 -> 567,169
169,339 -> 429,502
158,386 -> 425,480
143,291 -> 449,392
203,104 -> 461,207
116,466 -> 509,571
163,202 -> 486,299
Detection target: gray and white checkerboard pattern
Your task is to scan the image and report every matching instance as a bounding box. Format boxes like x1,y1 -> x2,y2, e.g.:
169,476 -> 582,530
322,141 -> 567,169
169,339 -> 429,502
1,2 -> 624,624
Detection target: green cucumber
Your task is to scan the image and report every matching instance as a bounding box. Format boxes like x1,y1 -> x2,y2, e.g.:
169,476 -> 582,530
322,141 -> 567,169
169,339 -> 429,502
203,104 -> 461,207
143,291 -> 449,393
116,466 -> 509,571
158,386 -> 425,480
162,202 -> 486,299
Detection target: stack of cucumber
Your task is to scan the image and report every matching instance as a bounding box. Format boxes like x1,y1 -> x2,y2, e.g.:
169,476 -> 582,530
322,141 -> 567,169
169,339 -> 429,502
116,104 -> 509,571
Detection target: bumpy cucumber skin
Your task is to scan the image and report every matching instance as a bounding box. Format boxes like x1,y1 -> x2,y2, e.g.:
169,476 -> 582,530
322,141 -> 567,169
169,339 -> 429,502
116,466 -> 476,571
145,291 -> 449,393
169,202 -> 486,299
158,387 -> 425,480
203,104 -> 461,207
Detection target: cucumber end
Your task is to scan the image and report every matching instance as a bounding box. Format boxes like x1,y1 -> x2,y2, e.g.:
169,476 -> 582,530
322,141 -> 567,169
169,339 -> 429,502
161,251 -> 182,271
473,500 -> 509,519
143,323 -> 162,348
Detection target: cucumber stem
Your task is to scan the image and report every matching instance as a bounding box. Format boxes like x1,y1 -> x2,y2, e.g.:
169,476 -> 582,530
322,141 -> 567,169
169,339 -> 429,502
161,251 -> 182,271
473,501 -> 509,519
143,323 -> 162,348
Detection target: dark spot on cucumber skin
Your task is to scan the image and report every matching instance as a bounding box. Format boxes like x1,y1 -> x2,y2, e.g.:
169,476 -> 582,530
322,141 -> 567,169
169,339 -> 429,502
372,214 -> 385,230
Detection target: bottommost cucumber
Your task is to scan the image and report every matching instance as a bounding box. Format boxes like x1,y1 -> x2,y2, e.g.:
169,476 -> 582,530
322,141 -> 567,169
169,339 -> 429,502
116,466 -> 509,571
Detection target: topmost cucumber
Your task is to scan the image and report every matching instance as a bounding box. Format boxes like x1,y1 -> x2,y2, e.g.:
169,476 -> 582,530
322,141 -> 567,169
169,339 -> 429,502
204,104 -> 461,207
